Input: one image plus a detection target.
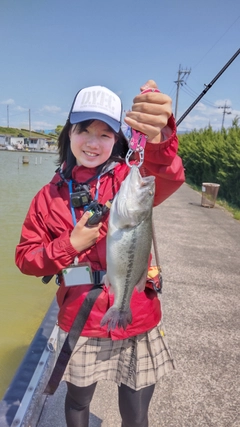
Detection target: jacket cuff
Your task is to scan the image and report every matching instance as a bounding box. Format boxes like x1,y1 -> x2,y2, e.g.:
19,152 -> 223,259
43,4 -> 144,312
56,230 -> 79,258
146,115 -> 176,150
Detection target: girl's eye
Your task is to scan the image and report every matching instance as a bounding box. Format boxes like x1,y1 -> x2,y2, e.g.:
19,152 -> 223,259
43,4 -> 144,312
102,133 -> 113,138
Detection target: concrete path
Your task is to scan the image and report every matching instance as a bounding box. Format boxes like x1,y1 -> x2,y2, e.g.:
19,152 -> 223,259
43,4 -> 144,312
38,183 -> 240,427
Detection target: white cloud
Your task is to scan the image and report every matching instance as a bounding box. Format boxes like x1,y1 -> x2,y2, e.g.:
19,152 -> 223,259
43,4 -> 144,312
194,102 -> 207,112
1,98 -> 15,105
231,108 -> 240,117
41,105 -> 61,113
34,121 -> 56,127
12,120 -> 56,131
214,99 -> 232,107
177,98 -> 240,132
14,105 -> 29,112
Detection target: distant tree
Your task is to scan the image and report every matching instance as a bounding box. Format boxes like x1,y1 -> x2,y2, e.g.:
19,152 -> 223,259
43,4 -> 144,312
232,115 -> 240,129
55,125 -> 63,136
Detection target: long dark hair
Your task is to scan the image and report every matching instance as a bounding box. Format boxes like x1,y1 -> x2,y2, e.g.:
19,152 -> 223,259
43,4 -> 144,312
57,119 -> 129,179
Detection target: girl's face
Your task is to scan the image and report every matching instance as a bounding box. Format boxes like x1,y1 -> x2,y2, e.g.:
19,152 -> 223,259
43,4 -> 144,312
69,120 -> 117,168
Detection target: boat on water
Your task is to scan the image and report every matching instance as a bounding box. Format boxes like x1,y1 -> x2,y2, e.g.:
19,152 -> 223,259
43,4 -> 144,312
0,298 -> 59,427
5,145 -> 15,151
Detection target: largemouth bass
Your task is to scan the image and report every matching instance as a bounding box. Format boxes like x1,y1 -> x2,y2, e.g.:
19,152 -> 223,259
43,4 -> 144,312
100,165 -> 155,331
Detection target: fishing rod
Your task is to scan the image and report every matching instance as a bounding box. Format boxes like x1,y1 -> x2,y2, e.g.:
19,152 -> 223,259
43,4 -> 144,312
176,48 -> 240,127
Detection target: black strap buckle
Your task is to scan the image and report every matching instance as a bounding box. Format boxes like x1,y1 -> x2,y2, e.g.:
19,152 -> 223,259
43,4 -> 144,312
92,270 -> 106,285
147,273 -> 163,294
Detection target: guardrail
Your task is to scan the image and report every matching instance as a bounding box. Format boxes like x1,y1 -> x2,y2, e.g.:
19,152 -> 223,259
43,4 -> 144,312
0,298 -> 59,427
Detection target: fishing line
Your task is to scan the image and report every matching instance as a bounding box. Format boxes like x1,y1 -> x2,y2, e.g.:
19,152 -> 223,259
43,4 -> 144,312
181,85 -> 217,108
176,48 -> 240,126
191,15 -> 240,70
177,16 -> 240,123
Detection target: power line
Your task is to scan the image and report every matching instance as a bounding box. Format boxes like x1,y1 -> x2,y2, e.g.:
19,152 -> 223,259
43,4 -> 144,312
176,48 -> 240,126
192,15 -> 240,69
181,85 -> 217,108
184,84 -> 216,106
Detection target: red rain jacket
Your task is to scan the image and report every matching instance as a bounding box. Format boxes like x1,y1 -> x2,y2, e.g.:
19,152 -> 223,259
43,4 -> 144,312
15,116 -> 185,340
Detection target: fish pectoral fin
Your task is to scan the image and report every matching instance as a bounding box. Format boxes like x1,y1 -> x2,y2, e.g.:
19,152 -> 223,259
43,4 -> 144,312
104,274 -> 114,294
103,274 -> 109,286
135,268 -> 148,293
101,274 -> 107,284
108,284 -> 114,294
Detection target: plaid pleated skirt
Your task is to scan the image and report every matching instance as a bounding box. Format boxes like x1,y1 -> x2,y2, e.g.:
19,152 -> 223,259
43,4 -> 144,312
56,320 -> 176,391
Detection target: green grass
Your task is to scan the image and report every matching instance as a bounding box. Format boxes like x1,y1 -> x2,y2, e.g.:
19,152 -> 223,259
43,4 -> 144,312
216,199 -> 240,221
0,126 -> 57,140
187,181 -> 240,221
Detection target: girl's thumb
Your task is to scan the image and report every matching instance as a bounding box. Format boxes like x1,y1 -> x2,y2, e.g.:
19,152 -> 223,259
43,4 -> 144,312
81,210 -> 91,225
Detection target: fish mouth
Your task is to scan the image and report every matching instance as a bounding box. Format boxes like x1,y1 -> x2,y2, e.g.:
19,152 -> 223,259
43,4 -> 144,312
119,166 -> 155,203
130,165 -> 154,182
140,175 -> 155,186
130,166 -> 155,190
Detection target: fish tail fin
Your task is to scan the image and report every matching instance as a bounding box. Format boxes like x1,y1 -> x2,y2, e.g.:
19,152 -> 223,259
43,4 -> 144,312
100,307 -> 132,331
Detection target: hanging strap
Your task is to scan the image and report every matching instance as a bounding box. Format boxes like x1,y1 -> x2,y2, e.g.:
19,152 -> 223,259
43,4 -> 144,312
151,218 -> 163,293
140,165 -> 163,293
44,285 -> 103,395
151,219 -> 161,271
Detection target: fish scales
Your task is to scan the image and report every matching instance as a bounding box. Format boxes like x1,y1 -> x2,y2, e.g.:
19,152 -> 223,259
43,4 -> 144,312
111,222 -> 151,309
100,165 -> 155,331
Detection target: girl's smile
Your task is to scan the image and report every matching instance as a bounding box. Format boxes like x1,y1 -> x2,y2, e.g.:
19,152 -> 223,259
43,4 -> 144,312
69,120 -> 117,168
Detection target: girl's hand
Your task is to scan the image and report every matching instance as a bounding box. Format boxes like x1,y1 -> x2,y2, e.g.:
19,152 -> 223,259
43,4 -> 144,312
70,211 -> 102,252
124,80 -> 172,143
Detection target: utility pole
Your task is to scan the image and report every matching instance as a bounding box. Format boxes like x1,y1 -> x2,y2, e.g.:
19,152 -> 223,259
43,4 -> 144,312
29,109 -> 31,140
7,105 -> 9,128
218,102 -> 231,131
174,65 -> 191,120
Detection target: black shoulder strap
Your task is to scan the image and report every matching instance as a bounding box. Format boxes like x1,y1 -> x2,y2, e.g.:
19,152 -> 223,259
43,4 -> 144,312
44,285 -> 103,395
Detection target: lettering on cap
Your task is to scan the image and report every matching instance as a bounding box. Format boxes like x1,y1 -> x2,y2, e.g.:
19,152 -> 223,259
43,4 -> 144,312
80,90 -> 116,114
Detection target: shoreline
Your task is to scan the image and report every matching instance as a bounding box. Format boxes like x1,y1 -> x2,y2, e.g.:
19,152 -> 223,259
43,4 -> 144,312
0,147 -> 58,154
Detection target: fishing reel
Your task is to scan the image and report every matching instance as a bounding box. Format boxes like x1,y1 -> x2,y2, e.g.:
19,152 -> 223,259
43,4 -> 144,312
85,201 -> 111,226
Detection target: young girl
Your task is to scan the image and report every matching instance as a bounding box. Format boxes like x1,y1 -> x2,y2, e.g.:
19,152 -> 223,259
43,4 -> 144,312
16,80 -> 185,427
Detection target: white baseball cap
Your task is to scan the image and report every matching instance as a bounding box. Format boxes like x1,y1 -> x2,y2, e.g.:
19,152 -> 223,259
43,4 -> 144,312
69,85 -> 122,132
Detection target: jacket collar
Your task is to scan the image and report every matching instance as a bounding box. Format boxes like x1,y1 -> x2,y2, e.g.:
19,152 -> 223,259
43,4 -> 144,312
70,161 -> 120,182
51,160 -> 121,187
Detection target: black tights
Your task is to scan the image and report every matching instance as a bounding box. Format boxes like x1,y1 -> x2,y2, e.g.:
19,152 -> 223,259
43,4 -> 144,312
65,381 -> 155,427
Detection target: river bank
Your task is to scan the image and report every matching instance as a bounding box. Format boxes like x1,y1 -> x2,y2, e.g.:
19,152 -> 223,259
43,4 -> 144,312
0,151 -> 57,398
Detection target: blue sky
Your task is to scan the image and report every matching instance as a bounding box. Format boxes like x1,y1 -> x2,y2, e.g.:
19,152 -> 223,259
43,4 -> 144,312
0,0 -> 239,133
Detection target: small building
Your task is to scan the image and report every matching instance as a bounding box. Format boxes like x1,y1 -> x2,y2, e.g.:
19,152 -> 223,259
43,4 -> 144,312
0,135 -> 6,146
8,136 -> 25,149
24,137 -> 48,150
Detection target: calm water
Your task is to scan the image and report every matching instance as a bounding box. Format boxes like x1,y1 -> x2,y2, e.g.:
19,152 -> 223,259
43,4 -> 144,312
0,151 -> 58,398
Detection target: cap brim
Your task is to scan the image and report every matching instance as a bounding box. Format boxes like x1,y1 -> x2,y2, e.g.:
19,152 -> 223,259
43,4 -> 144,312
69,112 -> 121,133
